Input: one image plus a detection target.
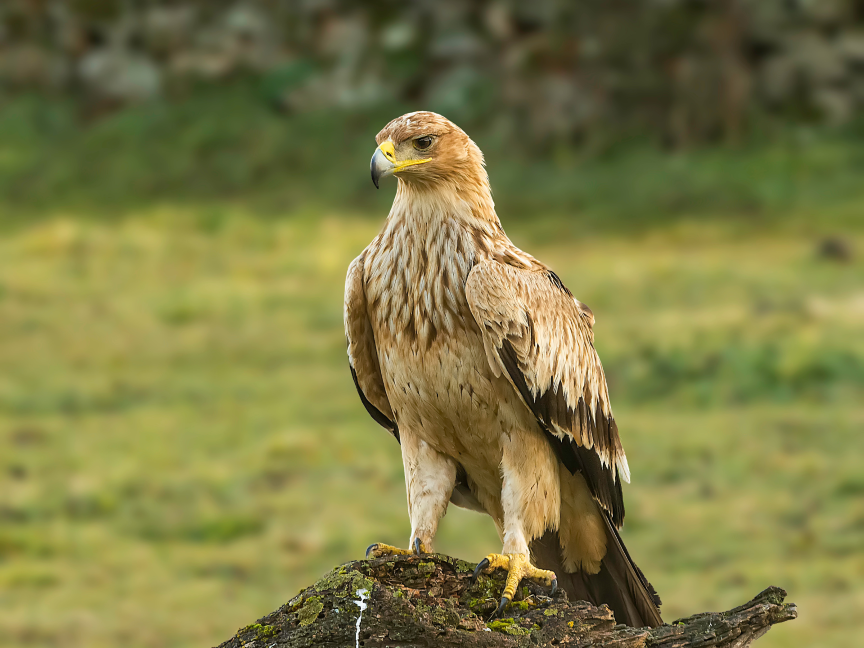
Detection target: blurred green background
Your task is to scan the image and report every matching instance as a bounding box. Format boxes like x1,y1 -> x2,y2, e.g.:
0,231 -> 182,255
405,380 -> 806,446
1,2 -> 863,647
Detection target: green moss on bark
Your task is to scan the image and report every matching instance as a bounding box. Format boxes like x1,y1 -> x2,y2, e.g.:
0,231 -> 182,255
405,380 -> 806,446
297,597 -> 323,626
487,617 -> 532,636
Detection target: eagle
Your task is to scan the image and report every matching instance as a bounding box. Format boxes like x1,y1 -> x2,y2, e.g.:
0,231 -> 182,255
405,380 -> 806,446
344,111 -> 662,627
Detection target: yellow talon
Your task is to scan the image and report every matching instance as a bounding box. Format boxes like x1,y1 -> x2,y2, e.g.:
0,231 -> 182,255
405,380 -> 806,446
365,538 -> 428,559
471,553 -> 557,615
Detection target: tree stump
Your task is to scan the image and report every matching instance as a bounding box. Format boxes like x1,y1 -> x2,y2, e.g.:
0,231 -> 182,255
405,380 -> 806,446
216,554 -> 796,648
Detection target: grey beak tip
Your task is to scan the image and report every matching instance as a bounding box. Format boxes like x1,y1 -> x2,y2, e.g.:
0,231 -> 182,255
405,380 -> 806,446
370,147 -> 392,189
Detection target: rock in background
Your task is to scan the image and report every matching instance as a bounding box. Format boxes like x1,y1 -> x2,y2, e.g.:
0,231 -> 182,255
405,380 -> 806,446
2,0 -> 864,144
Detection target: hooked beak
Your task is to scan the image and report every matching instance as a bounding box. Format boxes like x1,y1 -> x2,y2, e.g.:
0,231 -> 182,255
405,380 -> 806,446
370,142 -> 396,189
370,140 -> 432,189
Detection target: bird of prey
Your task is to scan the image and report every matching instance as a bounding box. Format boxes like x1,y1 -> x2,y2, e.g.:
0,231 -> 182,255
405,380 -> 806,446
344,112 -> 662,627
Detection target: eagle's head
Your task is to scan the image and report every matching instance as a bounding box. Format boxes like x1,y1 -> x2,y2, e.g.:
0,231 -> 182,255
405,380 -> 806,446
370,112 -> 485,189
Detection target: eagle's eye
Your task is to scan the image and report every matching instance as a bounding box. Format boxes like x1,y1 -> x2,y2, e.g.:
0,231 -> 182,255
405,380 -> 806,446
413,136 -> 433,151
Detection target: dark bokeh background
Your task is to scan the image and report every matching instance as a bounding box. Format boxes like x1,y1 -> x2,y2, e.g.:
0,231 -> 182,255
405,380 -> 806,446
0,2 -> 862,647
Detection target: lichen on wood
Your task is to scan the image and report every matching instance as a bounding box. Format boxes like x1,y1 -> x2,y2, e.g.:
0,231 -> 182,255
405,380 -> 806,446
217,554 -> 796,648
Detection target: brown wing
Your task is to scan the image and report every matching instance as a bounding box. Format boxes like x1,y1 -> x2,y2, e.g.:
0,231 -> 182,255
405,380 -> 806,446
465,260 -> 629,527
344,252 -> 399,442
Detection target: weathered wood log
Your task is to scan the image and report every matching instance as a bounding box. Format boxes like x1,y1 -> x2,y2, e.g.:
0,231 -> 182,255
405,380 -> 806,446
216,554 -> 796,648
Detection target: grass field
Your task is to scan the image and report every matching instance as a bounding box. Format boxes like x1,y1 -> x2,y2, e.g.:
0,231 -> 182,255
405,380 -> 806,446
0,91 -> 862,647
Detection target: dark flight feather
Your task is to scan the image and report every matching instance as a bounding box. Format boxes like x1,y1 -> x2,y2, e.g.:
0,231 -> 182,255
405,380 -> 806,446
350,365 -> 400,443
500,338 -> 625,527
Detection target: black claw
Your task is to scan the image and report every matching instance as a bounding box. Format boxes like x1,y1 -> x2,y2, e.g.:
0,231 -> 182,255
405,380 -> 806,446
365,543 -> 378,558
551,578 -> 558,596
414,537 -> 422,555
496,596 -> 510,616
471,558 -> 490,583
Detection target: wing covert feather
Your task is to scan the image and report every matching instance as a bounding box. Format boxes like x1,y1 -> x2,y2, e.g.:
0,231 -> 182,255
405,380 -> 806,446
465,261 -> 629,526
345,252 -> 399,442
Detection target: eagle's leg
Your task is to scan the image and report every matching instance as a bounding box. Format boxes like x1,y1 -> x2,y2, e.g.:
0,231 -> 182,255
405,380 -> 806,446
365,432 -> 456,560
473,431 -> 560,613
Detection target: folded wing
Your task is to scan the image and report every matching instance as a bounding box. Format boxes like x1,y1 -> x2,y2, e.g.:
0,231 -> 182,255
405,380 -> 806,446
465,261 -> 629,527
344,252 -> 399,442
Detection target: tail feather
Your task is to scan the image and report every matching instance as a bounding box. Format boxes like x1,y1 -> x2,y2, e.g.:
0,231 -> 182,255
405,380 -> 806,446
531,515 -> 662,628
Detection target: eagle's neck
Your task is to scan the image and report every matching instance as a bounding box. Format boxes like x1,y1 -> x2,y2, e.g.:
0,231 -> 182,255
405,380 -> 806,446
391,175 -> 501,232
387,176 -> 541,272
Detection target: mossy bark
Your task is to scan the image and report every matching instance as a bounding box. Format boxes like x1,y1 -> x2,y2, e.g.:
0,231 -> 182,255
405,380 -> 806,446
216,554 -> 796,648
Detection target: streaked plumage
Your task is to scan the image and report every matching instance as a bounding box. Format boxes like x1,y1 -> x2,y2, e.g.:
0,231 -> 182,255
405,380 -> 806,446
345,112 -> 662,627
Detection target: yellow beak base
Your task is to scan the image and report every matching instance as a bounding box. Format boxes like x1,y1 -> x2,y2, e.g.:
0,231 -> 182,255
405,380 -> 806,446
370,141 -> 431,188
